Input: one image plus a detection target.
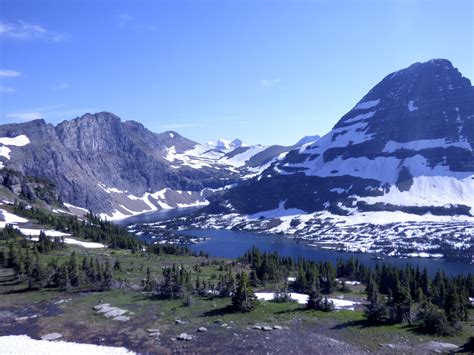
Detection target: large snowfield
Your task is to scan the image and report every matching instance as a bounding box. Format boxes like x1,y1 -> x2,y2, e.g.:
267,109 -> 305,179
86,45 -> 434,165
0,335 -> 135,355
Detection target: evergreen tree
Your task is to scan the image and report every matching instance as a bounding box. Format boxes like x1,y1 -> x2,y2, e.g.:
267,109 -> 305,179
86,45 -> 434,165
58,264 -> 70,291
365,288 -> 388,324
232,272 -> 257,313
102,259 -> 113,290
67,251 -> 80,287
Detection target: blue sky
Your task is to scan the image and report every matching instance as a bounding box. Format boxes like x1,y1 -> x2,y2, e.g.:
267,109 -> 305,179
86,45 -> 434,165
0,0 -> 472,145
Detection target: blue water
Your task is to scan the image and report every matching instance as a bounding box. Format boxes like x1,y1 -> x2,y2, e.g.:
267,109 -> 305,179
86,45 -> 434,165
182,229 -> 474,277
117,210 -> 473,277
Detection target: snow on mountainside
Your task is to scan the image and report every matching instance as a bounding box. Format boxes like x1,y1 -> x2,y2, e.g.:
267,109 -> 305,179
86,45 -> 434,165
193,59 -> 474,258
220,59 -> 474,216
0,116 -> 300,220
0,135 -> 31,168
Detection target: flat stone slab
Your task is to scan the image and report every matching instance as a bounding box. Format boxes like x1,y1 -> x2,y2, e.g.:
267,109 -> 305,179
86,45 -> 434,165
197,327 -> 207,332
41,333 -> 62,341
103,309 -> 127,318
147,329 -> 160,333
94,304 -> 130,321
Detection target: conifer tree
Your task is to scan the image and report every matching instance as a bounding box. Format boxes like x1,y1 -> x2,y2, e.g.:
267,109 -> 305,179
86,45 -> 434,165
232,272 -> 257,313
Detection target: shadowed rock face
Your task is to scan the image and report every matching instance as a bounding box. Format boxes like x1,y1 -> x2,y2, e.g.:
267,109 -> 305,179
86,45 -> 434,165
213,59 -> 474,216
0,112 -> 236,213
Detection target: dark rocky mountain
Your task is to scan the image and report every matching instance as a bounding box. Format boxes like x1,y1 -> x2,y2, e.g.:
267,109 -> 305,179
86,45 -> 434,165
211,59 -> 474,217
0,112 -> 240,217
0,112 -> 302,218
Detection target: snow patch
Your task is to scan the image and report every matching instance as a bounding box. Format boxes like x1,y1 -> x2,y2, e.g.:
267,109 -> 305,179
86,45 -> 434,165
249,200 -> 306,219
254,292 -> 360,310
0,209 -> 29,224
408,100 -> 418,112
27,236 -> 106,249
0,335 -> 134,354
358,175 -> 474,212
0,135 -> 30,146
383,139 -> 471,153
354,99 -> 380,110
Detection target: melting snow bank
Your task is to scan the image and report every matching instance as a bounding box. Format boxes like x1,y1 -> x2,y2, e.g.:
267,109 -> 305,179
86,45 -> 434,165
254,292 -> 361,310
26,235 -> 106,249
0,335 -> 135,354
0,208 -> 29,225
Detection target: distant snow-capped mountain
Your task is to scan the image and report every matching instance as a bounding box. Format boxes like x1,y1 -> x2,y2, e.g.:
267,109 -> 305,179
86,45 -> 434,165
213,59 -> 474,219
206,138 -> 249,151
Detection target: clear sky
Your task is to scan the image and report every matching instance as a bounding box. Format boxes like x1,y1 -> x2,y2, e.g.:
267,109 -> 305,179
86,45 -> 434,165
0,0 -> 472,146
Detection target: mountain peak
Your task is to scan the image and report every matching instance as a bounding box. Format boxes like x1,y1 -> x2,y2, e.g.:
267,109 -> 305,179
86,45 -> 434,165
206,138 -> 249,150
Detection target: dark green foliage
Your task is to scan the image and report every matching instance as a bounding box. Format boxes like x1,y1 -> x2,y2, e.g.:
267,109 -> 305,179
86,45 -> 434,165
216,268 -> 236,297
231,272 -> 257,313
416,302 -> 452,336
365,286 -> 388,324
363,264 -> 471,335
306,286 -> 335,312
157,264 -> 191,299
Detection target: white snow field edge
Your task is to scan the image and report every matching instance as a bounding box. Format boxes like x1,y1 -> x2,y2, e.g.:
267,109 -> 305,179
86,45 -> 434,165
0,208 -> 106,248
0,135 -> 30,167
254,292 -> 361,310
0,335 -> 135,355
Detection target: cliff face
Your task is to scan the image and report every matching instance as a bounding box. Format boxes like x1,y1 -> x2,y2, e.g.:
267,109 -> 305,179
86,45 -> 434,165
215,59 -> 474,216
0,112 -> 236,214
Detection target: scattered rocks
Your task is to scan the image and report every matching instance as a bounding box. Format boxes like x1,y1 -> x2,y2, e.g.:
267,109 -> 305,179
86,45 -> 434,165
41,333 -> 62,341
197,327 -> 207,332
177,333 -> 193,341
93,303 -> 130,322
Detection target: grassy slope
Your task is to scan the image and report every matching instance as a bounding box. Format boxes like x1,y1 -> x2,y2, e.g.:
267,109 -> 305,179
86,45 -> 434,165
1,241 -> 473,353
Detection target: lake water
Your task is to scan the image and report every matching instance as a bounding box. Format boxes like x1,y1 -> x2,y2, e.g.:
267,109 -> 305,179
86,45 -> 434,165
182,229 -> 473,277
117,210 -> 473,277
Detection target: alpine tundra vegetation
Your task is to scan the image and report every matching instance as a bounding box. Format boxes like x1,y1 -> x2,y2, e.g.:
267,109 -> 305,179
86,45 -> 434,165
0,0 -> 473,353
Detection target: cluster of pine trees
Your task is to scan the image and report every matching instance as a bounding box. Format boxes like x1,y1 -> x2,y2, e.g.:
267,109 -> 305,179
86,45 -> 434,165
365,264 -> 473,335
1,231 -> 113,291
242,247 -> 339,294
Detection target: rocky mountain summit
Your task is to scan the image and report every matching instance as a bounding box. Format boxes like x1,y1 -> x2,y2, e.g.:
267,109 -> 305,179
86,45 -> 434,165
215,59 -> 474,217
0,112 -> 310,218
0,113 -> 233,216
